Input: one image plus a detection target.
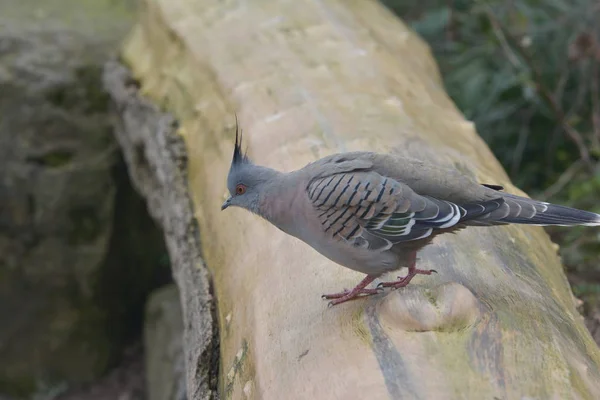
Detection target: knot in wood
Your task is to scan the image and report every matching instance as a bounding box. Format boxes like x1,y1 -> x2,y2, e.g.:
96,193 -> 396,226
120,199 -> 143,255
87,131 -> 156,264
378,282 -> 481,332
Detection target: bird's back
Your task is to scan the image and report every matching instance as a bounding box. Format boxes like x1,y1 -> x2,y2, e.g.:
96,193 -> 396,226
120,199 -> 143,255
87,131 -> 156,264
293,151 -> 600,274
302,151 -> 498,203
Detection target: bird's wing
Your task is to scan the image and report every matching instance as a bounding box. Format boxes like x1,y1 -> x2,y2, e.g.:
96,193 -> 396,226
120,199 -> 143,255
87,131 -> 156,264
305,152 -> 600,230
306,169 -> 504,250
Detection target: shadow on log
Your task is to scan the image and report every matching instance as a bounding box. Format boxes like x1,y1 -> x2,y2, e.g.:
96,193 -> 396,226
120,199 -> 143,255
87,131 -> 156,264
105,0 -> 600,398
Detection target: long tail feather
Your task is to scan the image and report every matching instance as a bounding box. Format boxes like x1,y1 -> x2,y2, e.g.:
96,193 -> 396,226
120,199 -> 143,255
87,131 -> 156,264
491,193 -> 600,226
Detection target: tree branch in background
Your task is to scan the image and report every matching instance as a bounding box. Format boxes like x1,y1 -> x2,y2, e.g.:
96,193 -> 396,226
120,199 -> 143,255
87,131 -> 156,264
592,57 -> 600,146
485,10 -> 593,169
445,0 -> 458,41
485,8 -> 522,69
511,109 -> 534,175
540,159 -> 584,201
569,31 -> 600,150
516,45 -> 593,167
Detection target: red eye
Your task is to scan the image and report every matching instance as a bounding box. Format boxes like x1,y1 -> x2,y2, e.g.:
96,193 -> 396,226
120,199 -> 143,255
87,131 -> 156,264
235,184 -> 246,195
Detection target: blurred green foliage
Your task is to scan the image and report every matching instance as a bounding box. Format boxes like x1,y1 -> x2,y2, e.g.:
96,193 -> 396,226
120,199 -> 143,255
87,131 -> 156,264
382,0 -> 600,295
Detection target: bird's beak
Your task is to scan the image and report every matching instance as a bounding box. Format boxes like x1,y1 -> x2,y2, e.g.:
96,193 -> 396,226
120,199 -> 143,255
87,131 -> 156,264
221,196 -> 232,211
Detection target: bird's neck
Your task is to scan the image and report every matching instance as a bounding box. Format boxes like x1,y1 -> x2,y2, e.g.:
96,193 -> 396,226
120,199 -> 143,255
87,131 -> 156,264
257,171 -> 302,234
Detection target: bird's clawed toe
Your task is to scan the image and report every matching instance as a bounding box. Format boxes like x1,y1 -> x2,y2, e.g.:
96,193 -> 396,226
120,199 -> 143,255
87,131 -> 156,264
377,266 -> 438,290
322,289 -> 349,299
415,268 -> 436,275
322,287 -> 381,300
322,275 -> 382,306
325,289 -> 381,307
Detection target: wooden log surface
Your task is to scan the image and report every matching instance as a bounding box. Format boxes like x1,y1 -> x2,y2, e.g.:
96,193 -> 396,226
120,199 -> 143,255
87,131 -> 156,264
115,0 -> 600,398
103,66 -> 218,400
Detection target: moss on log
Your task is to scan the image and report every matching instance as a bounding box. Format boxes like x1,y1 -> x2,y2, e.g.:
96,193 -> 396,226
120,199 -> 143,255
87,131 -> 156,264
115,0 -> 600,398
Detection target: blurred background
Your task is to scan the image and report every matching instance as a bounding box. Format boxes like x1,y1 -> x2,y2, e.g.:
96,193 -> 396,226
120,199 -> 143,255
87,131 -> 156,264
0,0 -> 599,399
383,0 -> 600,335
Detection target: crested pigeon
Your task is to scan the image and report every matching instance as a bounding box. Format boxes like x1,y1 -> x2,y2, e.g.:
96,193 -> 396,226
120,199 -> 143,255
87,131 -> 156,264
221,126 -> 600,306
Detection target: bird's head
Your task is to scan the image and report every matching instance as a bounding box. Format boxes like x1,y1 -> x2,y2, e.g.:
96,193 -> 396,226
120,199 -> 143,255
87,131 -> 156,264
221,120 -> 277,214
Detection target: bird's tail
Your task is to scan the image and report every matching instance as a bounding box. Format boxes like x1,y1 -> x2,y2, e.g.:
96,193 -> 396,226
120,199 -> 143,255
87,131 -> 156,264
475,192 -> 600,227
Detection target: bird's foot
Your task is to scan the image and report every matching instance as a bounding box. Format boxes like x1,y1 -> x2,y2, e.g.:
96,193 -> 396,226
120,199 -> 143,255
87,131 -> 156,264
378,268 -> 437,289
322,287 -> 381,300
322,287 -> 382,307
322,274 -> 381,306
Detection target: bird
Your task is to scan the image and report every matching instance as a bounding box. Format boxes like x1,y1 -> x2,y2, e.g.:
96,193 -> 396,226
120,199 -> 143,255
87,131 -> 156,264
221,125 -> 600,306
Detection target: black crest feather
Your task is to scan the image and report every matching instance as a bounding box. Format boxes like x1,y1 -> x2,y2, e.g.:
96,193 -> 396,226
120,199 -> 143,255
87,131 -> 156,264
232,114 -> 250,166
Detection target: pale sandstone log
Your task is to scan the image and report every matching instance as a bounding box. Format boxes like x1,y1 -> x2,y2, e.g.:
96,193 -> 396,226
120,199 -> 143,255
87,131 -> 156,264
116,0 -> 600,398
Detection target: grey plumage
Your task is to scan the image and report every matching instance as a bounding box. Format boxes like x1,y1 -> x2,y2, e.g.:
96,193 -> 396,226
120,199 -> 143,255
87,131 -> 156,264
222,126 -> 600,306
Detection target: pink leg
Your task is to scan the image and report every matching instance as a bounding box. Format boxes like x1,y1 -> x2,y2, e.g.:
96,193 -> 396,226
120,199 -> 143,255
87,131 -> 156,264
322,275 -> 381,306
378,252 -> 437,289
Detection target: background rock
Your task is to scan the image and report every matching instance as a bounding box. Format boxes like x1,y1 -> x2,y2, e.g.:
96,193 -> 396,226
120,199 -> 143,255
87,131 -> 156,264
144,284 -> 187,400
0,0 -> 171,397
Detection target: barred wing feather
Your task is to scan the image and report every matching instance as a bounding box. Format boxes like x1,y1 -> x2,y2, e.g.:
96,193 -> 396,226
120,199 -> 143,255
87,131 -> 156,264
307,171 -> 504,250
